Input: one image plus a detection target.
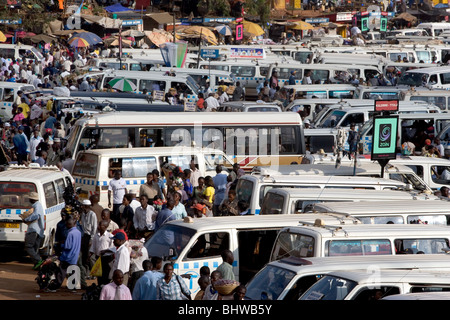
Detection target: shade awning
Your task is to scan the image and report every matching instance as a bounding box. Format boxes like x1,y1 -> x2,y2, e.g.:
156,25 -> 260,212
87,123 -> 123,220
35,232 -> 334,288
80,14 -> 123,28
145,12 -> 174,25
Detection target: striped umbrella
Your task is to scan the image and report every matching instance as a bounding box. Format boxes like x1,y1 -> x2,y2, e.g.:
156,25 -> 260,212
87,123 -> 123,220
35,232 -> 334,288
108,77 -> 137,92
73,31 -> 103,45
68,36 -> 91,48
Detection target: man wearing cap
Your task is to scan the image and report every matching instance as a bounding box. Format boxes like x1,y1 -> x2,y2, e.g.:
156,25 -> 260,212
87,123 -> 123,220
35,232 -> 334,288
80,199 -> 98,278
109,231 -> 130,285
288,70 -> 297,85
21,192 -> 45,270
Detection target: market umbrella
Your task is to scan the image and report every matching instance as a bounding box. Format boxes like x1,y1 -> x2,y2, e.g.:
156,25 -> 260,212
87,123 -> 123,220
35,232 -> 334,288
390,12 -> 418,24
215,25 -> 232,36
145,30 -> 173,47
14,31 -> 36,38
108,77 -> 137,92
242,20 -> 265,37
179,26 -> 218,45
68,36 -> 91,48
71,31 -> 102,46
27,34 -> 56,43
290,20 -> 314,30
121,29 -> 145,38
0,31 -> 6,43
103,35 -> 132,47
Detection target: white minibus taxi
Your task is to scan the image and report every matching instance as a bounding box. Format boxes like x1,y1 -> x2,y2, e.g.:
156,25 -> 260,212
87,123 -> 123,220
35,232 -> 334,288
315,102 -> 439,129
260,188 -> 435,215
197,59 -> 273,97
397,65 -> 450,89
311,199 -> 450,225
245,254 -> 450,300
300,269 -> 450,300
401,87 -> 450,111
284,84 -> 358,100
236,174 -> 410,215
253,162 -> 433,193
0,43 -> 44,63
143,214 -> 362,298
72,147 -> 234,207
98,70 -> 201,103
417,22 -> 450,37
63,111 -> 306,170
271,221 -> 450,262
0,164 -> 74,255
0,82 -> 35,120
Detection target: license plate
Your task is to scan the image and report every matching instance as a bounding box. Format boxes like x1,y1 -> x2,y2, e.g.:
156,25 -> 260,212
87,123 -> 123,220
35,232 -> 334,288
0,222 -> 20,228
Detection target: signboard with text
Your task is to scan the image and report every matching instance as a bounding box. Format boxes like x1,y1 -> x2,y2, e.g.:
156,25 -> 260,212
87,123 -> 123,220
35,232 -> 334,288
374,99 -> 399,112
236,24 -> 243,41
371,116 -> 399,161
200,49 -> 220,59
230,47 -> 265,59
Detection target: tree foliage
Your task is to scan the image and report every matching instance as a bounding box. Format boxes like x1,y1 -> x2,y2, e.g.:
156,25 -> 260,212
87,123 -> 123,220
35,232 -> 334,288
244,0 -> 270,25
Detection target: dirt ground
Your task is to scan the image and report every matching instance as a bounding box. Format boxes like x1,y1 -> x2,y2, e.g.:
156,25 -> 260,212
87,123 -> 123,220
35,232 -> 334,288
0,247 -> 95,300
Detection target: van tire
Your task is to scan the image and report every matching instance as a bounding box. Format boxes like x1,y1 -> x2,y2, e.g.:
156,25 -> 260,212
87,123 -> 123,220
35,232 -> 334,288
40,231 -> 55,258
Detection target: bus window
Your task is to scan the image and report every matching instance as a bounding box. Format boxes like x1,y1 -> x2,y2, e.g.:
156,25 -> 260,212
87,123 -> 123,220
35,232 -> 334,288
310,70 -> 329,83
3,88 -> 13,102
231,66 -> 256,77
440,73 -> 450,85
139,80 -> 165,92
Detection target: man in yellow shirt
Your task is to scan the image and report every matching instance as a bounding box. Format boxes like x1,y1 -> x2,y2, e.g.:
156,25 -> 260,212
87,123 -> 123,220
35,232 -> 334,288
18,98 -> 30,119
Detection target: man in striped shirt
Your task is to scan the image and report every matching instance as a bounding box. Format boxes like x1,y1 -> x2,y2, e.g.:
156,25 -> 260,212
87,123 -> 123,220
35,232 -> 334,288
156,263 -> 191,300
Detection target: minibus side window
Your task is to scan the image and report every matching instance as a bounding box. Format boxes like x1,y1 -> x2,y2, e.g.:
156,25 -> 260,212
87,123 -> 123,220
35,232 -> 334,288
407,215 -> 448,226
0,48 -> 14,59
3,88 -> 13,102
353,286 -> 400,301
55,178 -> 65,203
139,80 -> 165,92
43,182 -> 58,208
261,192 -> 284,215
327,240 -> 392,256
440,73 -> 450,85
340,113 -> 365,127
121,157 -> 158,178
395,238 -> 449,254
185,232 -> 230,259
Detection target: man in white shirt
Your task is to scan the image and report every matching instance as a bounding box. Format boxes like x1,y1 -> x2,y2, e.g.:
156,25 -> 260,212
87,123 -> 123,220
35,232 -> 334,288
218,88 -> 229,105
133,194 -> 156,240
29,129 -> 43,162
109,232 -> 131,285
89,220 -> 112,260
204,93 -> 220,112
108,171 -> 128,224
189,159 -> 203,188
80,199 -> 98,278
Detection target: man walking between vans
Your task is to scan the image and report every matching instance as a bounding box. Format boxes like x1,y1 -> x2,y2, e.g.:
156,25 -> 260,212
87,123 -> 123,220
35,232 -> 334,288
108,171 -> 127,224
21,192 -> 45,270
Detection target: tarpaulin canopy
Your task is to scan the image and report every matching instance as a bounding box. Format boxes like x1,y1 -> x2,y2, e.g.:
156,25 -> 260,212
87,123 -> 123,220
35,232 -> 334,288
104,3 -> 140,12
80,14 -> 122,29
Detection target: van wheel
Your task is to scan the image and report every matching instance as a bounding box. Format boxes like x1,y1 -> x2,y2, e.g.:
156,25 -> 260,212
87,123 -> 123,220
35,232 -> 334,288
41,231 -> 55,258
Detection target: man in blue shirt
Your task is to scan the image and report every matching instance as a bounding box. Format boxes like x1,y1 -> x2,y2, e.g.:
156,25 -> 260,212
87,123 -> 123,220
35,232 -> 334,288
52,215 -> 82,291
21,192 -> 45,270
13,126 -> 29,164
132,257 -> 164,300
212,165 -> 228,216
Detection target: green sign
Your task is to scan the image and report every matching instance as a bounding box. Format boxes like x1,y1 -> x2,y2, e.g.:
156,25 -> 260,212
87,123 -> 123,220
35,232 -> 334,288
371,116 -> 398,161
361,17 -> 369,32
380,17 -> 387,32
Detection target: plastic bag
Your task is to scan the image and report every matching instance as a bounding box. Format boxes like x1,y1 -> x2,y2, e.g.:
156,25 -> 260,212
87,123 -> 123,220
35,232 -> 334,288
90,257 -> 102,277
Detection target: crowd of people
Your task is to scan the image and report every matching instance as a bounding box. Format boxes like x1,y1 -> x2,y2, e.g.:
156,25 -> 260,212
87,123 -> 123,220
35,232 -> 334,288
29,159 -> 250,300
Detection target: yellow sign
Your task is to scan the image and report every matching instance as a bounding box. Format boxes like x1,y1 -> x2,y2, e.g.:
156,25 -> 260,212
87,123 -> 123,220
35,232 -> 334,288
294,0 -> 302,8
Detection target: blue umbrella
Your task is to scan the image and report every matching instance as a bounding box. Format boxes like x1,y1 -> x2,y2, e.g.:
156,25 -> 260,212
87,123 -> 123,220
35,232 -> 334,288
215,25 -> 232,36
71,31 -> 103,46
